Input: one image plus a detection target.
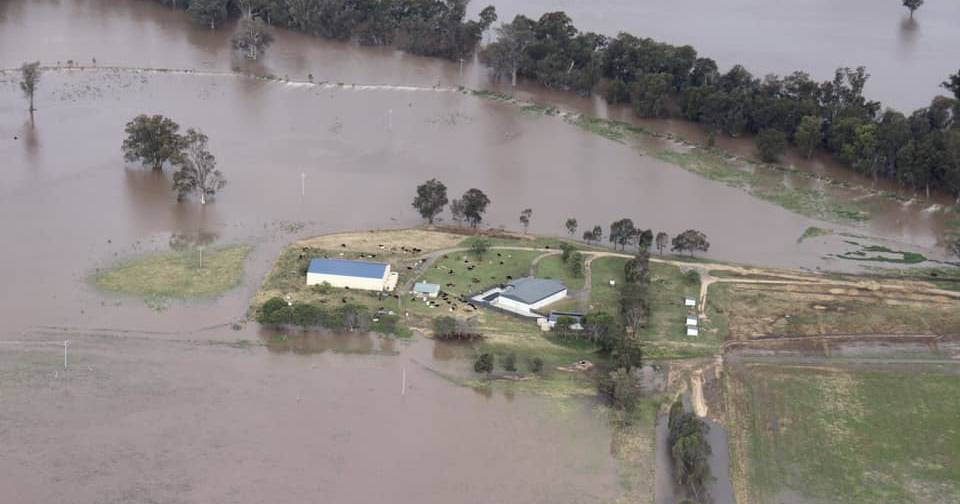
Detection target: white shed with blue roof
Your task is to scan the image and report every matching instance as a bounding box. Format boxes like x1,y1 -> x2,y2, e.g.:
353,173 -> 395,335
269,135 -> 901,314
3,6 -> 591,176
306,258 -> 398,292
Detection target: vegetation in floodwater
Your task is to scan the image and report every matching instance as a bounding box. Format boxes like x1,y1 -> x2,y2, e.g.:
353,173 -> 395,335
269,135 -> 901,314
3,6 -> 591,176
834,242 -> 928,264
797,226 -> 833,243
94,245 -> 251,298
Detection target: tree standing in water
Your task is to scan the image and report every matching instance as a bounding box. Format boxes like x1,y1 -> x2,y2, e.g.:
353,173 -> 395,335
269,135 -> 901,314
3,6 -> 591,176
231,16 -> 274,60
519,208 -> 533,233
411,178 -> 448,224
172,129 -> 226,205
121,114 -> 185,171
19,61 -> 41,114
903,0 -> 924,18
565,218 -> 578,237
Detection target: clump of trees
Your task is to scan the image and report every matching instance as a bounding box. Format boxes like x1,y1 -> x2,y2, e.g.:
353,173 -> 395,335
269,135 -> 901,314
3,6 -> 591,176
121,114 -> 227,204
582,225 -> 603,244
432,316 -> 483,341
565,218 -> 578,236
412,178 -> 449,224
231,16 -> 274,59
480,13 -> 960,202
558,243 -> 584,277
156,0 -> 497,61
257,296 -> 402,334
755,128 -> 787,163
668,400 -> 713,502
672,230 -> 710,256
19,61 -> 41,114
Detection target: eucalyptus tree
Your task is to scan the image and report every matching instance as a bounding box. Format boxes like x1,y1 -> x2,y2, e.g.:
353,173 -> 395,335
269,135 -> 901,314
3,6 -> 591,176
121,114 -> 184,171
231,16 -> 274,60
412,178 -> 448,224
19,61 -> 41,113
172,129 -> 226,205
902,0 -> 924,18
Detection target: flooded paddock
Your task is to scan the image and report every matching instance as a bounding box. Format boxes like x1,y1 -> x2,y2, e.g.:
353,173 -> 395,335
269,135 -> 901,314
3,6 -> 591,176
0,334 -> 621,503
1,1 -> 958,502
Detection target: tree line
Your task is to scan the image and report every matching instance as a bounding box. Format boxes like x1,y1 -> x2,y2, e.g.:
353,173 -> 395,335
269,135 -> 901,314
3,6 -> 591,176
143,2 -> 960,201
480,13 -> 960,201
152,0 -> 496,61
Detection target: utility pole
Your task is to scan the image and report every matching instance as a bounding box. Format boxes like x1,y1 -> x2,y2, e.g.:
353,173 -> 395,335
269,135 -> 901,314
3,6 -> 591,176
388,109 -> 393,130
63,340 -> 70,369
199,246 -> 204,269
459,58 -> 464,77
401,368 -> 406,396
301,172 -> 306,196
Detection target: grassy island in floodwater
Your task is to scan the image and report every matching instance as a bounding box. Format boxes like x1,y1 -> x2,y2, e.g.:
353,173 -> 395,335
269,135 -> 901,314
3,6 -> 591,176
94,245 -> 251,298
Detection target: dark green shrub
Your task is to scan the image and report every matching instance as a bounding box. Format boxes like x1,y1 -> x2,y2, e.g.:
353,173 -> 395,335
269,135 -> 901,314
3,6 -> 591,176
528,357 -> 544,373
503,352 -> 517,372
474,353 -> 494,373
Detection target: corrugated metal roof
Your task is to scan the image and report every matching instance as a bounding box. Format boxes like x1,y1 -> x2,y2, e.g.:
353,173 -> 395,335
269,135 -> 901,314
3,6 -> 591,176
414,282 -> 440,294
308,258 -> 387,279
500,277 -> 566,305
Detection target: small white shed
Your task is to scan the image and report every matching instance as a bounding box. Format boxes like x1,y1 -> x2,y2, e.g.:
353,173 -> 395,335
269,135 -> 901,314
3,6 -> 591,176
686,316 -> 698,327
684,297 -> 697,307
686,327 -> 699,337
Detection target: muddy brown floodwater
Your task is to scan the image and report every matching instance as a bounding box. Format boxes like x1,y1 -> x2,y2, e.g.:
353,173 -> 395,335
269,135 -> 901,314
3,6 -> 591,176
470,0 -> 960,112
0,1 -> 955,502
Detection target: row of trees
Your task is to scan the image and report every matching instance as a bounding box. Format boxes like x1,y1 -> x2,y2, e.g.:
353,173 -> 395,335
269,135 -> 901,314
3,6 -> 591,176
122,114 -> 227,204
607,218 -> 710,257
412,178 -> 490,228
480,12 -> 960,200
668,400 -> 713,502
156,0 -> 497,61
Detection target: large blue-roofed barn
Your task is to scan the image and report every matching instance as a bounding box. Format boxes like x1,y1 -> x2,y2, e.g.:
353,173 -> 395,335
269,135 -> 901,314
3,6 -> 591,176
306,258 -> 399,292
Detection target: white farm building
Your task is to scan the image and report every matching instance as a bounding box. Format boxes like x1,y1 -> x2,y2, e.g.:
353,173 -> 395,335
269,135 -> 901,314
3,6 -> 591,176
474,277 -> 568,317
306,258 -> 398,292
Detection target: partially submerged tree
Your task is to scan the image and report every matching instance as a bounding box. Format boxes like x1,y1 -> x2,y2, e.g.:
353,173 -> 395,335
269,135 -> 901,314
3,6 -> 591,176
565,218 -> 578,237
481,16 -> 534,86
412,178 -> 449,224
172,129 -> 226,205
519,208 -> 533,233
231,16 -> 274,60
122,114 -> 184,171
19,61 -> 41,113
756,128 -> 788,163
671,230 -> 710,256
668,401 -> 713,502
903,0 -> 924,18
461,188 -> 490,229
187,0 -> 228,29
794,115 -> 823,159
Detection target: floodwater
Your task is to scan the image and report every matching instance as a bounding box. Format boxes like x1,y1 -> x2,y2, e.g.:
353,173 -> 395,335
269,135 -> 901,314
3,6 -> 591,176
0,334 -> 621,503
0,1 -> 955,501
470,0 -> 960,111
